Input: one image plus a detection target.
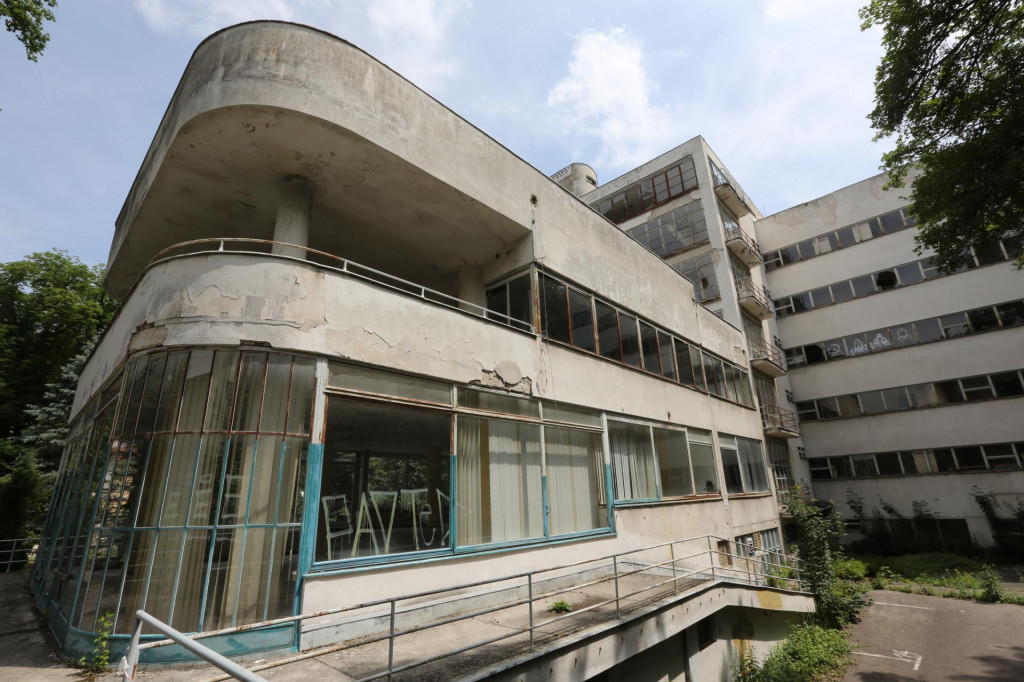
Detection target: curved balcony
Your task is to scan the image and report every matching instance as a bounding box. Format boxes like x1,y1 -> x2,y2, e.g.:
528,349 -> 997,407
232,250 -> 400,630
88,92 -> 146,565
748,337 -> 787,378
724,224 -> 764,267
149,238 -> 535,333
735,278 -> 775,320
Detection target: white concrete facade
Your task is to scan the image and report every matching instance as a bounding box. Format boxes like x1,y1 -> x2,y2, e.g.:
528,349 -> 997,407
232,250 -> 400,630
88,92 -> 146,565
756,173 -> 1024,547
32,20 -> 808,678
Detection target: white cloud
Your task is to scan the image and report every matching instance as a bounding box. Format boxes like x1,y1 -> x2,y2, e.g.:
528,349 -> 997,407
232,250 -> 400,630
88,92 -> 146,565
132,0 -> 300,37
362,0 -> 470,90
547,28 -> 677,172
132,0 -> 469,92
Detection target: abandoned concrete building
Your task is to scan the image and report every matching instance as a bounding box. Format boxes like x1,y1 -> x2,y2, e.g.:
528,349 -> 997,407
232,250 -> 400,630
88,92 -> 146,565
29,21 -> 815,681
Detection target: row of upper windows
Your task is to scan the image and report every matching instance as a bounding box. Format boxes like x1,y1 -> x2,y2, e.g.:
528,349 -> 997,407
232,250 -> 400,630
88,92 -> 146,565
808,442 -> 1024,480
784,298 -> 1024,368
795,368 -> 1024,422
625,200 -> 709,259
486,267 -> 757,409
590,156 -> 699,224
763,207 -> 916,271
773,236 -> 1022,318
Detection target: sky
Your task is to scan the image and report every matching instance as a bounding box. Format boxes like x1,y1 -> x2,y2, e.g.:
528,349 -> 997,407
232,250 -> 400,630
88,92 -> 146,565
0,0 -> 890,268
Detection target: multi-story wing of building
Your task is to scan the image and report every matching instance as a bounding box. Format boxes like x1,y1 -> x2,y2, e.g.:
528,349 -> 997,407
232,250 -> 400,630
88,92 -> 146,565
757,174 -> 1024,548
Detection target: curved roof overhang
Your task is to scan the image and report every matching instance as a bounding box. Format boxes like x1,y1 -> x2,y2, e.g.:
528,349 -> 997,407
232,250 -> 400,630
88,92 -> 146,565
107,22 -> 538,297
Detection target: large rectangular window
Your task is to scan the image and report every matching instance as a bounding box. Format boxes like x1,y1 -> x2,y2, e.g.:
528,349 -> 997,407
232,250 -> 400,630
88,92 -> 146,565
719,435 -> 770,494
609,421 -> 658,501
544,426 -> 608,535
457,416 -> 543,546
318,397 -> 451,560
654,427 -> 694,498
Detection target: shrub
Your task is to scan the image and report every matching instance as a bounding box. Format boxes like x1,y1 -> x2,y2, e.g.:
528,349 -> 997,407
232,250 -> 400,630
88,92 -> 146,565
885,553 -> 983,579
978,565 -> 1003,603
734,624 -> 852,682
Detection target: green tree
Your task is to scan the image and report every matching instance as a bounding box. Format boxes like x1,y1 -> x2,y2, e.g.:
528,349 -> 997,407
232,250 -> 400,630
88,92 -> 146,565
0,250 -> 116,446
2,0 -> 57,61
861,0 -> 1024,272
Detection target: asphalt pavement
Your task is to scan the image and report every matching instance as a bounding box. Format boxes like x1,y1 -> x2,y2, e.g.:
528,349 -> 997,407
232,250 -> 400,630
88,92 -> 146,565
844,589 -> 1024,681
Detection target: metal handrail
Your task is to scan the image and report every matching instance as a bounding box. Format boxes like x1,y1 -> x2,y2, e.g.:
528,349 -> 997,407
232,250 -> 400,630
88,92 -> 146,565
735,278 -> 774,312
724,224 -> 762,259
121,610 -> 266,682
760,402 -> 800,433
147,238 -> 535,334
748,337 -> 785,369
0,538 -> 34,573
122,533 -> 806,681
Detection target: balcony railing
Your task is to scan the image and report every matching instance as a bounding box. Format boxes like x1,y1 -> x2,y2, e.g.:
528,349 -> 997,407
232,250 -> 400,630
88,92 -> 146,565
120,533 -> 807,681
148,238 -> 535,334
760,403 -> 799,437
735,278 -> 774,320
711,164 -> 753,216
748,337 -> 786,377
0,538 -> 34,573
724,224 -> 764,267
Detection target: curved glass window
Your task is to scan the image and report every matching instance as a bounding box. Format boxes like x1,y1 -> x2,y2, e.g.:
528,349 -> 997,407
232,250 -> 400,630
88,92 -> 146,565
35,349 -> 315,635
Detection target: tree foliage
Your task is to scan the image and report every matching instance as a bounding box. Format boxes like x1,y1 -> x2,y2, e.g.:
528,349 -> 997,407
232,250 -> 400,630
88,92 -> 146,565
1,0 -> 57,61
0,250 -> 116,444
861,0 -> 1024,272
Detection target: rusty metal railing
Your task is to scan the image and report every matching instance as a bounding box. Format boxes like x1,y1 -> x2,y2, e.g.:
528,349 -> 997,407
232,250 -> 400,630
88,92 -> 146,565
148,238 -> 535,334
760,403 -> 800,435
121,533 -> 806,681
748,337 -> 785,371
735,278 -> 775,316
724,224 -> 762,261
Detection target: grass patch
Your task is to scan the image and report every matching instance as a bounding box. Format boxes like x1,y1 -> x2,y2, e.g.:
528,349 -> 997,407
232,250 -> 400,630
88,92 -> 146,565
853,552 -> 984,579
548,600 -> 573,614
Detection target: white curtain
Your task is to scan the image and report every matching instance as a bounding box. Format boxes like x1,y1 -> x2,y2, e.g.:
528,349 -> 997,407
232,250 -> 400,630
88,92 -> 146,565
456,416 -> 541,545
609,421 -> 657,500
545,427 -> 604,535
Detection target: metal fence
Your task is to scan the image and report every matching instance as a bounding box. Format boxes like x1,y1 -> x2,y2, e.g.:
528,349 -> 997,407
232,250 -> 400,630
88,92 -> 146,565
121,533 -> 806,682
0,538 -> 35,573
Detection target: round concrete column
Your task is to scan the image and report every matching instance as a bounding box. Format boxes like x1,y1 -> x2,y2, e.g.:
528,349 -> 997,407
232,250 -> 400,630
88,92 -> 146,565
456,264 -> 487,313
272,175 -> 315,259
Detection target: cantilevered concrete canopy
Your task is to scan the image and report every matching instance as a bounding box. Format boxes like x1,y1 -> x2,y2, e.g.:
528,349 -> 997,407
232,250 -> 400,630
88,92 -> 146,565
107,22 -> 539,298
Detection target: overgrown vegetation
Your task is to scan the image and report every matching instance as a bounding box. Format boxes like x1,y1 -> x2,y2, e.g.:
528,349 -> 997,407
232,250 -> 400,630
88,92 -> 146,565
733,624 -> 852,682
849,551 -> 1024,606
785,488 -> 870,629
77,611 -> 113,672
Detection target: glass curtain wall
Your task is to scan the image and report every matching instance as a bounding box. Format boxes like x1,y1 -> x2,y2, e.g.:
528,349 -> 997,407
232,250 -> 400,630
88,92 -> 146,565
35,349 -> 315,635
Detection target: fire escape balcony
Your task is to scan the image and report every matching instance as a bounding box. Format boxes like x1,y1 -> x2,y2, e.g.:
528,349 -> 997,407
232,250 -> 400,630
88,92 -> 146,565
748,337 -> 787,378
711,165 -> 754,217
724,224 -> 763,267
760,403 -> 800,438
735,278 -> 775,320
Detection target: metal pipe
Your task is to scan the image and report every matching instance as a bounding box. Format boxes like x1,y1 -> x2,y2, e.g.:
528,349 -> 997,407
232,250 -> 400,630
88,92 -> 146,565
128,610 -> 267,682
387,600 -> 396,681
613,556 -> 621,620
527,573 -> 535,651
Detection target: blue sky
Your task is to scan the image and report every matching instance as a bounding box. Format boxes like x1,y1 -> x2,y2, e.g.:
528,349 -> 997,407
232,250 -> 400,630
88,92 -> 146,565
0,0 -> 889,268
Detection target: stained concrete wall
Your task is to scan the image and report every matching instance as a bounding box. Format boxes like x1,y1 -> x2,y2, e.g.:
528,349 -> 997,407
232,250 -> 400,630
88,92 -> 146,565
814,470 -> 1024,546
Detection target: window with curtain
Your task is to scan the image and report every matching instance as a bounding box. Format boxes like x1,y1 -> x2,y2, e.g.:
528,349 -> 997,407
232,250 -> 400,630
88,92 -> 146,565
457,415 -> 543,546
544,426 -> 607,535
609,420 -> 659,500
